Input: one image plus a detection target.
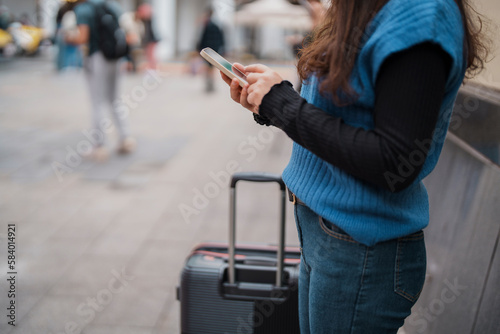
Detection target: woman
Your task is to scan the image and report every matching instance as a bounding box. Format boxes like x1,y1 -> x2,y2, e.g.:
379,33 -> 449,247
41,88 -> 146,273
221,0 -> 488,332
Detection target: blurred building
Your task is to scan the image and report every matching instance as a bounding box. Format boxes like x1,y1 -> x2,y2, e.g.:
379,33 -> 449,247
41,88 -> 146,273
1,0 -> 233,60
1,0 -> 309,61
4,0 -> 497,81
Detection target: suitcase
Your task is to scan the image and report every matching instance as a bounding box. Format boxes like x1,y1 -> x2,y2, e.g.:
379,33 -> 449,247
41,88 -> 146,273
177,172 -> 301,334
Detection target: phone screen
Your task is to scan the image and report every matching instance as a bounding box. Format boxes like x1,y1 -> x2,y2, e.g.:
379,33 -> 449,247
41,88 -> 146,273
203,48 -> 247,81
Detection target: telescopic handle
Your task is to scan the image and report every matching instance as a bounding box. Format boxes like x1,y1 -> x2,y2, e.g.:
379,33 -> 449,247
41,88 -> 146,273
228,172 -> 287,287
230,172 -> 286,190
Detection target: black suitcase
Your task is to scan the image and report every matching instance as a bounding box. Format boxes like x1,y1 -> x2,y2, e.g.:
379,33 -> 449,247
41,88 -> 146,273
177,172 -> 300,334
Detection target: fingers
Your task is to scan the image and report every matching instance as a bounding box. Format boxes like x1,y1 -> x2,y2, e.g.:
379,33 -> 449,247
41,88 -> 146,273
222,64 -> 260,114
244,64 -> 269,73
240,85 -> 258,113
240,84 -> 250,107
246,85 -> 264,107
220,71 -> 232,86
224,63 -> 268,84
225,78 -> 258,114
229,78 -> 242,103
246,72 -> 263,84
247,90 -> 258,107
232,62 -> 246,74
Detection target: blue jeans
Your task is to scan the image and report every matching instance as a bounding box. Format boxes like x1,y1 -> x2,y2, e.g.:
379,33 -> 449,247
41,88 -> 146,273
294,204 -> 426,333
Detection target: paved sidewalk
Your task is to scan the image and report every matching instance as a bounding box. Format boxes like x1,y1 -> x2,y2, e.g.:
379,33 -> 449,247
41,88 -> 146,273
0,57 -> 299,333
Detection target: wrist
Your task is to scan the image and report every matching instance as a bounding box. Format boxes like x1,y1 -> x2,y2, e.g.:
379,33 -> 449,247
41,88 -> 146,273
259,80 -> 299,129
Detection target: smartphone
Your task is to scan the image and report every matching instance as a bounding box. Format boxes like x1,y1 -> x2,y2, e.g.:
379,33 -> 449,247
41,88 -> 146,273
200,47 -> 248,87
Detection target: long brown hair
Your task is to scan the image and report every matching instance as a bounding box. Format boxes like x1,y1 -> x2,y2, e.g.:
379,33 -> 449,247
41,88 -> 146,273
297,0 -> 490,105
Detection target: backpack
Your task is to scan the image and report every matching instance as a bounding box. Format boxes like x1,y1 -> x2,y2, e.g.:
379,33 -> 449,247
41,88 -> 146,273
91,1 -> 128,60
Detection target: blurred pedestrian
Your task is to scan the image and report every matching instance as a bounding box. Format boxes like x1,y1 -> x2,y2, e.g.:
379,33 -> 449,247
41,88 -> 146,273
197,7 -> 224,93
222,0 -> 489,332
120,10 -> 143,72
66,0 -> 135,161
137,3 -> 158,71
55,1 -> 83,71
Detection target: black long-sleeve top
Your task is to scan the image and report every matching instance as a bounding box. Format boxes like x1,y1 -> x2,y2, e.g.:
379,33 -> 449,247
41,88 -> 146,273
256,42 -> 452,192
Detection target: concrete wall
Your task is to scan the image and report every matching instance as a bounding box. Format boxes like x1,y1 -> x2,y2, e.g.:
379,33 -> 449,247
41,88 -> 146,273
403,87 -> 500,333
403,132 -> 500,334
452,84 -> 500,164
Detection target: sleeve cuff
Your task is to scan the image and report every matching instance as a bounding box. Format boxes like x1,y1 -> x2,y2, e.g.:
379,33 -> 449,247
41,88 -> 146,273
258,80 -> 300,129
253,113 -> 272,126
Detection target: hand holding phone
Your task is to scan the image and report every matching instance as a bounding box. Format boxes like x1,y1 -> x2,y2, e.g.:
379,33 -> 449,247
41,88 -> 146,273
218,62 -> 258,113
205,48 -> 283,115
200,48 -> 248,88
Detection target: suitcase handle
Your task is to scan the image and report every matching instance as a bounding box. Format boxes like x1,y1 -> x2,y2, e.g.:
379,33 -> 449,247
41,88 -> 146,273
228,172 -> 287,288
230,172 -> 286,190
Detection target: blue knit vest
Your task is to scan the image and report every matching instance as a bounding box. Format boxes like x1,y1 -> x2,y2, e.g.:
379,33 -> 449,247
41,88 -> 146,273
283,0 -> 467,246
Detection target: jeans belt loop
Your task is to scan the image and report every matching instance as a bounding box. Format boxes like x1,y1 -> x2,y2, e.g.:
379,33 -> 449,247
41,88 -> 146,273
288,189 -> 305,206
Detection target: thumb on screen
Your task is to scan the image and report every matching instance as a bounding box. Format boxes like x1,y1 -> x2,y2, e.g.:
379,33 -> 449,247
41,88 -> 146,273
232,62 -> 245,73
244,64 -> 268,73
